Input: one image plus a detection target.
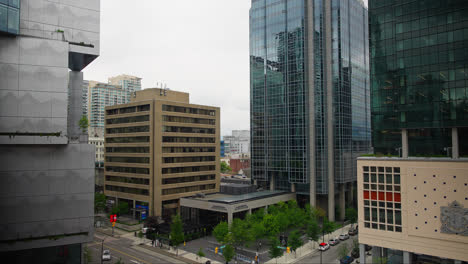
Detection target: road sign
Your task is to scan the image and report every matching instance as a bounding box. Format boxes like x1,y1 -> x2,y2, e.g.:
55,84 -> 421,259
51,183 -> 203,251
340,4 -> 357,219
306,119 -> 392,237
112,222 -> 115,227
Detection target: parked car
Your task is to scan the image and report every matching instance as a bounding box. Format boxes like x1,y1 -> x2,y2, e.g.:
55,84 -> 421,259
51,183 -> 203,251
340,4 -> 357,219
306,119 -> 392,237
102,249 -> 111,261
328,238 -> 340,246
348,228 -> 358,236
318,242 -> 330,251
339,256 -> 355,264
351,247 -> 360,258
339,233 -> 350,240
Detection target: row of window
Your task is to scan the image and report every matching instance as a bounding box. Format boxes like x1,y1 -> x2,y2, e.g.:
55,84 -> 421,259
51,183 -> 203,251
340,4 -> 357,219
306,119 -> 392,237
162,174 -> 215,185
162,105 -> 215,116
162,136 -> 215,143
162,184 -> 216,196
163,156 -> 215,164
106,115 -> 149,125
106,125 -> 150,134
106,166 -> 149,175
106,104 -> 150,115
105,185 -> 149,196
162,126 -> 215,134
105,156 -> 150,164
162,165 -> 215,175
162,147 -> 215,153
163,115 -> 215,125
106,175 -> 150,185
106,136 -> 149,143
106,147 -> 150,153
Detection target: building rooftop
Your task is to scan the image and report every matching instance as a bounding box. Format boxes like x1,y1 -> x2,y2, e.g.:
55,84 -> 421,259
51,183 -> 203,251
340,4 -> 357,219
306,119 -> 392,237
185,190 -> 289,205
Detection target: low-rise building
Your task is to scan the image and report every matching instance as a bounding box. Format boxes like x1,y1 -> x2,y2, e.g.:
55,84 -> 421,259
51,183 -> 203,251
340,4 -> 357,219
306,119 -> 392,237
104,88 -> 220,220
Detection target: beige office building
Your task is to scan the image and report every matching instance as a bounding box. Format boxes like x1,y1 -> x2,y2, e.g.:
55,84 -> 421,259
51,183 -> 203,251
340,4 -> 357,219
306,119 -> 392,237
104,88 -> 220,220
357,158 -> 468,263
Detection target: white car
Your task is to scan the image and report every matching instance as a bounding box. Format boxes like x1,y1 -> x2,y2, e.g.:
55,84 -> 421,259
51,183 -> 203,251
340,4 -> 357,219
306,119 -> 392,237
318,242 -> 330,251
339,233 -> 350,241
102,249 -> 111,261
328,238 -> 340,246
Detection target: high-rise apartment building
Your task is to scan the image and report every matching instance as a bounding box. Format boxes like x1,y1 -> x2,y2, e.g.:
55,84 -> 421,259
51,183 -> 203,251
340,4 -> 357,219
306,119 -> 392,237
250,0 -> 370,220
108,74 -> 142,100
0,0 -> 100,262
223,130 -> 250,156
104,88 -> 220,220
356,1 -> 468,263
88,81 -> 128,129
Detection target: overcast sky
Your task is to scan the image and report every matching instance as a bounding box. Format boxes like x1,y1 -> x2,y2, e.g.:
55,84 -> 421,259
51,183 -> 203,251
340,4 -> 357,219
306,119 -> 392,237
84,0 -> 368,137
83,0 -> 251,137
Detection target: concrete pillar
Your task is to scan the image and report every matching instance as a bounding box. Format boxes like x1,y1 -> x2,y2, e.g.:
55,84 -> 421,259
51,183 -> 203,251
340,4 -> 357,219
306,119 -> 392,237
339,184 -> 345,221
270,174 -> 275,191
265,206 -> 268,214
248,208 -> 252,215
402,128 -> 408,158
68,71 -> 86,143
452,127 -> 459,159
403,251 -> 411,264
359,244 -> 366,264
291,183 -> 296,193
133,200 -> 136,219
228,212 -> 233,225
350,182 -> 354,206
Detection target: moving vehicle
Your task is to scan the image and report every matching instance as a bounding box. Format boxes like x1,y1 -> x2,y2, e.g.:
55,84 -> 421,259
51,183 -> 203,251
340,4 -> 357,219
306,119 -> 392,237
328,238 -> 340,246
318,242 -> 330,251
102,249 -> 111,261
339,233 -> 350,240
339,256 -> 355,264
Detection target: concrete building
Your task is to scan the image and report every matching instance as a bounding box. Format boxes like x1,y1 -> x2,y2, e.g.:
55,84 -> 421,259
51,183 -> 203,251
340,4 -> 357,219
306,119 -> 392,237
108,74 -> 142,102
104,88 -> 220,221
87,81 -> 127,130
0,0 -> 99,262
89,136 -> 104,168
357,158 -> 468,263
250,0 -> 371,220
223,130 -> 250,157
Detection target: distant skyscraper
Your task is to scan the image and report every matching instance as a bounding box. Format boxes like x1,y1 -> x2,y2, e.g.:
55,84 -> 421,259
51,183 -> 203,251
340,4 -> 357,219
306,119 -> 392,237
108,74 -> 142,102
223,130 -> 250,156
87,81 -> 128,129
250,0 -> 370,220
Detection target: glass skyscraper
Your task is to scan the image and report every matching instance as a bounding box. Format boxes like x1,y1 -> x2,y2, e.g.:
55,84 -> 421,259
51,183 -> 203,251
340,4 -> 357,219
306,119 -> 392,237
250,0 -> 370,220
370,0 -> 468,157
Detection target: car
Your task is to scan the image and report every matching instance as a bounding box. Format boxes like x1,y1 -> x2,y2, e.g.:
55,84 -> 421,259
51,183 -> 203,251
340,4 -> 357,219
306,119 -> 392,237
348,228 -> 358,236
365,245 -> 372,251
328,238 -> 340,246
318,242 -> 330,251
339,256 -> 355,264
351,248 -> 360,258
339,233 -> 350,240
102,249 -> 111,261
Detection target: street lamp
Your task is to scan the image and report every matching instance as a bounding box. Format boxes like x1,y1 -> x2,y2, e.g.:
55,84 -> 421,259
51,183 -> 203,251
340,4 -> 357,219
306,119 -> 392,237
100,236 -> 106,264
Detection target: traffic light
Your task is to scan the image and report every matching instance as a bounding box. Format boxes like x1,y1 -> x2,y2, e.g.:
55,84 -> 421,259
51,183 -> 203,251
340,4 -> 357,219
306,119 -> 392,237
286,247 -> 290,253
110,214 -> 117,223
113,215 -> 117,222
215,247 -> 218,254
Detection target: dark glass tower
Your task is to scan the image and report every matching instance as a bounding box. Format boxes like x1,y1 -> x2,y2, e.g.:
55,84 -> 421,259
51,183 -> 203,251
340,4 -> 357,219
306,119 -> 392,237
250,0 -> 370,220
369,0 -> 468,157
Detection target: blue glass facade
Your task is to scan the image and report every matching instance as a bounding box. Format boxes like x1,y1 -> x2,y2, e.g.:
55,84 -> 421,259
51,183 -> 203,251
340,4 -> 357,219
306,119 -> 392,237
250,0 -> 370,196
221,140 -> 225,157
0,0 -> 20,35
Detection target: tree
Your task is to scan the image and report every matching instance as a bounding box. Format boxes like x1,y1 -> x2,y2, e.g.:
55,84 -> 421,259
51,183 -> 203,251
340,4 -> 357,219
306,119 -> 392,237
231,218 -> 253,248
250,221 -> 266,241
321,217 -> 334,241
118,202 -> 129,215
268,236 -> 283,264
338,244 -> 349,260
220,161 -> 232,173
288,230 -> 303,258
345,208 -> 358,228
222,244 -> 235,264
83,246 -> 92,264
262,214 -> 280,237
196,248 -> 205,263
213,221 -> 229,243
94,192 -> 106,213
78,115 -> 89,133
170,214 -> 184,256
306,218 -> 320,248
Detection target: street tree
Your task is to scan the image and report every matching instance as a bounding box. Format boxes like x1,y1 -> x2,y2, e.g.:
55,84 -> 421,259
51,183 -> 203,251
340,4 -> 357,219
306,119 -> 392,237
231,218 -> 253,248
222,244 -> 235,264
213,221 -> 229,243
94,192 -> 106,213
321,217 -> 335,241
196,248 -> 205,263
268,236 -> 283,264
220,161 -> 232,173
262,214 -> 280,237
170,214 -> 184,256
345,207 -> 358,228
338,244 -> 349,260
306,218 -> 320,248
250,221 -> 266,241
288,230 -> 303,258
78,115 -> 89,133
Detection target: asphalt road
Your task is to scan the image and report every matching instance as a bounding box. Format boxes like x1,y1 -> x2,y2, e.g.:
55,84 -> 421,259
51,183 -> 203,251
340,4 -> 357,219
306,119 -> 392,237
297,235 -> 357,264
86,233 -> 174,264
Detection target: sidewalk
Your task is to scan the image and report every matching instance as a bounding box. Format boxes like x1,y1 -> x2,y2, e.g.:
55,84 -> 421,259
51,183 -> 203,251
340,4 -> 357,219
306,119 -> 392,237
265,224 -> 354,264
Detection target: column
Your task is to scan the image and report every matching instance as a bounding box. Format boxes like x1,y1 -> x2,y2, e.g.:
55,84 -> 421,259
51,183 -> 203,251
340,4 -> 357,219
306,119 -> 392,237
133,200 -> 136,219
291,183 -> 296,193
68,71 -> 86,143
359,244 -> 366,264
402,129 -> 408,158
270,174 -> 275,191
228,212 -> 233,226
350,182 -> 354,206
403,251 -> 411,264
452,127 -> 459,159
248,208 -> 252,215
339,184 -> 345,221
265,206 -> 268,214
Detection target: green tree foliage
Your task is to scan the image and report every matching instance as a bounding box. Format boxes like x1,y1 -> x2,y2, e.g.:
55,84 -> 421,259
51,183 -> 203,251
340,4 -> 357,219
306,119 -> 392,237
345,207 -> 358,227
94,192 -> 106,213
78,115 -> 89,133
262,214 -> 280,237
322,216 -> 335,240
276,213 -> 289,233
250,221 -> 266,241
213,221 -> 229,243
231,218 -> 253,248
306,218 -> 320,248
338,244 -> 349,260
288,230 -> 303,258
222,244 -> 235,263
170,214 -> 184,256
118,202 -> 129,215
220,161 -> 232,173
268,236 -> 283,264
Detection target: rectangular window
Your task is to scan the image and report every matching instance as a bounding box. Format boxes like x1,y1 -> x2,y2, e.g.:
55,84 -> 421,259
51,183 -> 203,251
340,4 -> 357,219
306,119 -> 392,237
0,5 -> 7,32
7,6 -> 18,34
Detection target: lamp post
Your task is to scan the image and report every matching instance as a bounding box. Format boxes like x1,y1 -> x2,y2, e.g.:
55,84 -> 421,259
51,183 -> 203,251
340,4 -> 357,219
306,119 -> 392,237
100,236 -> 106,264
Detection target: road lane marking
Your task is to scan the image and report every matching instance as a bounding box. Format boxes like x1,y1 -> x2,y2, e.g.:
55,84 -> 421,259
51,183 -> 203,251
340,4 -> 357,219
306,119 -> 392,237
104,244 -> 151,264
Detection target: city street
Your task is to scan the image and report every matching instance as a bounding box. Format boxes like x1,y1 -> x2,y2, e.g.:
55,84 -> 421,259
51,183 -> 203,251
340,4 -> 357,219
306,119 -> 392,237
86,233 -> 184,264
297,235 -> 356,264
